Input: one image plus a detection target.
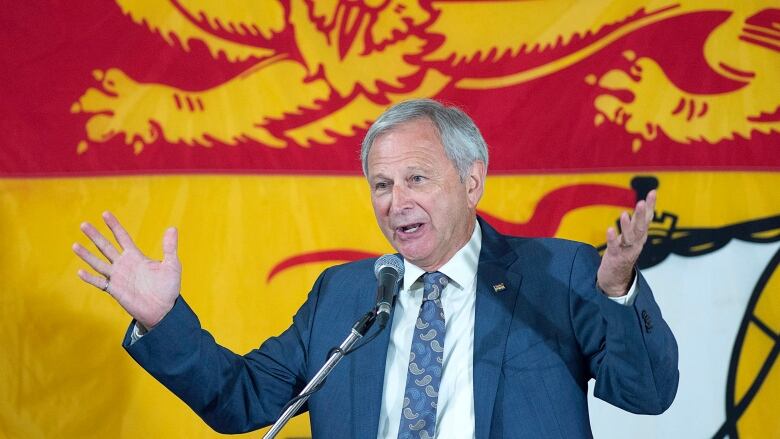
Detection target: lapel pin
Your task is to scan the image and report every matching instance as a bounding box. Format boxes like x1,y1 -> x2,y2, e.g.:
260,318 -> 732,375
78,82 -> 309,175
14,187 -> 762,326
492,283 -> 506,293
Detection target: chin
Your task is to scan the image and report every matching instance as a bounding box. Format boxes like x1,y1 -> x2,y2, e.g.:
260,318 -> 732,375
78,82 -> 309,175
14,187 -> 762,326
397,247 -> 434,268
395,243 -> 420,260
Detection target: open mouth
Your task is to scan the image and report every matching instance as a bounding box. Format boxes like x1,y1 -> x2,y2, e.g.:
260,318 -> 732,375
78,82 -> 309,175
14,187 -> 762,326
397,223 -> 424,236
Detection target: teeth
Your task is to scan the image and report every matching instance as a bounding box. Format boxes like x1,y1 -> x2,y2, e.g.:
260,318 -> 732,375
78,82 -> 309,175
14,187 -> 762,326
402,224 -> 420,233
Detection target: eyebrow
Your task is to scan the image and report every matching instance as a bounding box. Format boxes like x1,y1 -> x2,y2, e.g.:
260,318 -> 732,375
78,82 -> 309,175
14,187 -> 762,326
406,165 -> 430,173
370,165 -> 430,179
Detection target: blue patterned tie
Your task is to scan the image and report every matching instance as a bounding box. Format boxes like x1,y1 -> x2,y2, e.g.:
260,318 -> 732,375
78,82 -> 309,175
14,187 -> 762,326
398,271 -> 448,439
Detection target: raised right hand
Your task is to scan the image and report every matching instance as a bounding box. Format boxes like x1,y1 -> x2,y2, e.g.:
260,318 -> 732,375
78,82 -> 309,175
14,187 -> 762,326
73,211 -> 181,329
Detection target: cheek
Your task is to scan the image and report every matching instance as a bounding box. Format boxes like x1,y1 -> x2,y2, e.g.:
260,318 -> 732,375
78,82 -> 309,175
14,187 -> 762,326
432,190 -> 469,227
371,196 -> 389,221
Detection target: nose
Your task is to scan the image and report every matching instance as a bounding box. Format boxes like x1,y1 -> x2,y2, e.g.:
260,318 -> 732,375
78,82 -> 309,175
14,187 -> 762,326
389,183 -> 414,215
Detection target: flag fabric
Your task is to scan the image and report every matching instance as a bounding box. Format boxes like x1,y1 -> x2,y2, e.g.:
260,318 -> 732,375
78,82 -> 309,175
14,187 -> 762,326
1,1 -> 778,437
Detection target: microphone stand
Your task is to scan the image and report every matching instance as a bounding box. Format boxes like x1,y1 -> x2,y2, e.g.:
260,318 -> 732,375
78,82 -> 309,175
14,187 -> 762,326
262,310 -> 378,439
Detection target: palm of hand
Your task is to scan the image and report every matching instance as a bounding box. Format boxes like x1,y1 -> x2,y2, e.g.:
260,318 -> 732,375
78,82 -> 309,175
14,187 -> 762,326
109,249 -> 181,328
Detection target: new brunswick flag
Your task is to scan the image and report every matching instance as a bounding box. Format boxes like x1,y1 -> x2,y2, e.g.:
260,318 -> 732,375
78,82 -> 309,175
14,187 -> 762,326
1,1 -> 778,437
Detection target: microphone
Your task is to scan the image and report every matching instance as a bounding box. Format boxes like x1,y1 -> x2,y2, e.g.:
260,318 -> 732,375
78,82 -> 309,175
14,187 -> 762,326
373,254 -> 404,329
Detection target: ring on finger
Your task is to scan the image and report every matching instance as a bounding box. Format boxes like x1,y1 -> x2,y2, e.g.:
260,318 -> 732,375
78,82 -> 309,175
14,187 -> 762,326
102,278 -> 111,292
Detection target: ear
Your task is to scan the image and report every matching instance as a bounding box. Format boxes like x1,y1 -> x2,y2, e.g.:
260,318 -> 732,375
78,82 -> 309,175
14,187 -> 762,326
465,160 -> 486,209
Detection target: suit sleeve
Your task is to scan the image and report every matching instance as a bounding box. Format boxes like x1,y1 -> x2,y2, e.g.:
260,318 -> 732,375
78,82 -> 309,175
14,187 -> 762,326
568,244 -> 679,414
121,270 -> 328,434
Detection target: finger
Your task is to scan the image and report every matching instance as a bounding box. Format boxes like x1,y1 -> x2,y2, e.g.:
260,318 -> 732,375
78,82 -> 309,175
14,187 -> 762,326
80,221 -> 121,262
103,211 -> 139,251
633,199 -> 648,235
72,242 -> 112,276
619,211 -> 632,243
77,269 -> 110,293
605,226 -> 619,251
162,227 -> 178,263
645,190 -> 657,222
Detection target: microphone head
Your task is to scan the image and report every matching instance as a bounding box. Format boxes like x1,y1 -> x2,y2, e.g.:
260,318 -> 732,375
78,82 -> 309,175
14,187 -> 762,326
374,254 -> 404,279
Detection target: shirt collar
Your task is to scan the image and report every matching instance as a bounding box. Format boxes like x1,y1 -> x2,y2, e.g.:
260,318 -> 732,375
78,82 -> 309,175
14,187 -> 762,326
402,220 -> 482,292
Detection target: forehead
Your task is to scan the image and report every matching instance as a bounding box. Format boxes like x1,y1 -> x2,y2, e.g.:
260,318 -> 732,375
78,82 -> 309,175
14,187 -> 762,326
367,118 -> 449,171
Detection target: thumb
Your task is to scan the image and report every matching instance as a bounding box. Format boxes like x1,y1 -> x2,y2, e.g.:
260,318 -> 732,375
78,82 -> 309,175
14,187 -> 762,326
162,227 -> 178,263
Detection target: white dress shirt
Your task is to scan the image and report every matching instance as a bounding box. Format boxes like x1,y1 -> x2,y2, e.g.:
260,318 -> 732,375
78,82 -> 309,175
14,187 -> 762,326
376,223 -> 482,438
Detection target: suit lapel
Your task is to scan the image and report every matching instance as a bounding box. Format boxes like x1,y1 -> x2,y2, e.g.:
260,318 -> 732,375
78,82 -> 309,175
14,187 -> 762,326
350,273 -> 396,438
473,219 -> 522,439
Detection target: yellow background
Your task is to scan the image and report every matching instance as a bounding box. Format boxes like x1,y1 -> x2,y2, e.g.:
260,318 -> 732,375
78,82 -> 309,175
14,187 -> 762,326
1,172 -> 778,437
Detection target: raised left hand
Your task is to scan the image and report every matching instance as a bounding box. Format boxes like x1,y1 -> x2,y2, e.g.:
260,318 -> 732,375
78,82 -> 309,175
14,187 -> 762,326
597,190 -> 656,297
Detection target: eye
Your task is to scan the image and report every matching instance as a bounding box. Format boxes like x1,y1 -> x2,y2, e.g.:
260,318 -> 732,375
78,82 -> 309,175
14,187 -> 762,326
374,181 -> 390,191
411,175 -> 426,183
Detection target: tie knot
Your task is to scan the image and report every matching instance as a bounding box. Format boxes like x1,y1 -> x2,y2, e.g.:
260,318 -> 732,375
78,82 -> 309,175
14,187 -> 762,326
422,271 -> 448,301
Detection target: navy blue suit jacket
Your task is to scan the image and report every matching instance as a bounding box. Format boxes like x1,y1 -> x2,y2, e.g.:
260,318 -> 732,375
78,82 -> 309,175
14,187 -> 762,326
124,219 -> 678,438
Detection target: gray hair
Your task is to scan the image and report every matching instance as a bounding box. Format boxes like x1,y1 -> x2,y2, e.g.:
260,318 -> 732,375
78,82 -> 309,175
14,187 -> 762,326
360,99 -> 489,180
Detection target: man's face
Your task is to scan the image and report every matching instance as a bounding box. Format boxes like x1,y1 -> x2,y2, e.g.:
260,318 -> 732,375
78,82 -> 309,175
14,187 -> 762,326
366,118 -> 485,271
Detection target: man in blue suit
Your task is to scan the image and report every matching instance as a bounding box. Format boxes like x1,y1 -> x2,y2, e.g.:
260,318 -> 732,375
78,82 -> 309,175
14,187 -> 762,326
74,99 -> 678,438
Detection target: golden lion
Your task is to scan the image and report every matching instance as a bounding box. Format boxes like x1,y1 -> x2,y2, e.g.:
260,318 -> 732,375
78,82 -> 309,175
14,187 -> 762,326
71,0 -> 779,154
